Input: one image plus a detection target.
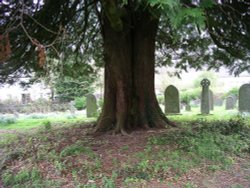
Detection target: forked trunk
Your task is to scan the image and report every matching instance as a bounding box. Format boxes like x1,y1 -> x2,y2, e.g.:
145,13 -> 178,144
95,8 -> 175,134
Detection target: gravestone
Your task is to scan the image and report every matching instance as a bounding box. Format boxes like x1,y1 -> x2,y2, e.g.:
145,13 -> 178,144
164,85 -> 180,114
21,93 -> 31,104
239,83 -> 250,112
69,101 -> 76,115
200,78 -> 210,114
86,94 -> 97,117
185,104 -> 191,111
192,99 -> 200,107
225,96 -> 235,110
231,94 -> 237,107
214,98 -> 223,106
209,90 -> 214,110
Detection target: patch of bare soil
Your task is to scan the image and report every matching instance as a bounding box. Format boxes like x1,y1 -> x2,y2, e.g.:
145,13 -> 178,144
92,130 -> 250,188
0,130 -> 17,134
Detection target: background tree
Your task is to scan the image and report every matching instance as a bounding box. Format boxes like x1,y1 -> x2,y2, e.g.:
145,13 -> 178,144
0,0 -> 249,133
54,76 -> 94,102
193,71 -> 218,89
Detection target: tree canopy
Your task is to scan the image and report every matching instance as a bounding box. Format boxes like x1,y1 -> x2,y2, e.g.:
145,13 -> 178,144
1,0 -> 250,133
0,0 -> 249,84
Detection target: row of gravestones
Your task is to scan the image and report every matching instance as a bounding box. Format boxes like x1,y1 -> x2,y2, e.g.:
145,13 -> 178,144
165,79 -> 250,115
85,79 -> 250,117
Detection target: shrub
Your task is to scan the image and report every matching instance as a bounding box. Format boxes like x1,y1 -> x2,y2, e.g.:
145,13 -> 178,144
0,117 -> 17,126
2,168 -> 42,186
74,97 -> 86,110
98,98 -> 104,108
180,89 -> 200,105
60,142 -> 95,158
43,120 -> 52,130
224,87 -> 239,99
157,95 -> 164,105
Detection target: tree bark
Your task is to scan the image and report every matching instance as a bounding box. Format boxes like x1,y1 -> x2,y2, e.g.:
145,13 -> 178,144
95,7 -> 175,134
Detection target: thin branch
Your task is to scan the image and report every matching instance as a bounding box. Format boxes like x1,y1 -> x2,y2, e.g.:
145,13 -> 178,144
25,14 -> 58,35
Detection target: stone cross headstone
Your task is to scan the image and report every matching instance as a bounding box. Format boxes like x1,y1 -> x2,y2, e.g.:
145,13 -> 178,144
164,85 -> 180,114
225,96 -> 235,110
209,90 -> 214,111
200,78 -> 210,114
239,83 -> 250,112
86,94 -> 97,117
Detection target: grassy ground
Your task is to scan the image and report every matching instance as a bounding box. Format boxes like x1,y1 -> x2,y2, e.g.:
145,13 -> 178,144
0,114 -> 95,130
0,108 -> 249,187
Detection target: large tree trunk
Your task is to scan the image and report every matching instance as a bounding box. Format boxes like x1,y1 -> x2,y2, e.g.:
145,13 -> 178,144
95,7 -> 175,134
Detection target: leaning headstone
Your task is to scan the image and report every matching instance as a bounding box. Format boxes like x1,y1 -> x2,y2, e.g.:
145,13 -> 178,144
200,78 -> 210,114
86,94 -> 97,117
209,90 -> 214,110
164,85 -> 180,114
239,83 -> 250,112
225,96 -> 235,110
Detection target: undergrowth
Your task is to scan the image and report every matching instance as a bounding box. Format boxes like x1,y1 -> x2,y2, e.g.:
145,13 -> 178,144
0,115 -> 249,187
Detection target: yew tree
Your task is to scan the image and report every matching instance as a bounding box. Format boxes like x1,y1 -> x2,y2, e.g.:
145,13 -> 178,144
0,0 -> 249,133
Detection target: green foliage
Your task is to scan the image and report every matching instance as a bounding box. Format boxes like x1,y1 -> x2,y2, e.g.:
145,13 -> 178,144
2,168 -> 42,186
0,117 -> 17,126
145,116 -> 250,177
101,172 -> 117,188
224,87 -> 239,98
60,142 -> 95,158
55,76 -> 94,102
157,95 -> 164,105
43,120 -> 52,130
180,89 -> 201,104
148,0 -> 208,28
74,97 -> 86,110
98,98 -> 104,108
0,134 -> 18,147
1,0 -> 249,88
1,113 -> 250,187
171,7 -> 206,29
193,71 -> 218,88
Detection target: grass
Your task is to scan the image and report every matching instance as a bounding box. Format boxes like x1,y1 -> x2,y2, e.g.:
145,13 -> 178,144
0,110 -> 250,187
0,133 -> 18,147
0,116 -> 96,130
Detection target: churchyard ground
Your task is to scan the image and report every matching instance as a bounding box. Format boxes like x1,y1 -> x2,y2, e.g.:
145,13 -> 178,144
0,108 -> 249,187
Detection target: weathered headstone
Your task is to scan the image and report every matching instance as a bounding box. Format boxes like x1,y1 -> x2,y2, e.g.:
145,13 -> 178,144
192,99 -> 200,107
185,104 -> 191,111
209,90 -> 214,110
69,101 -> 76,115
86,94 -> 97,117
164,85 -> 180,114
21,93 -> 31,104
200,78 -> 210,114
239,83 -> 250,112
225,96 -> 235,110
214,98 -> 223,106
231,94 -> 237,107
